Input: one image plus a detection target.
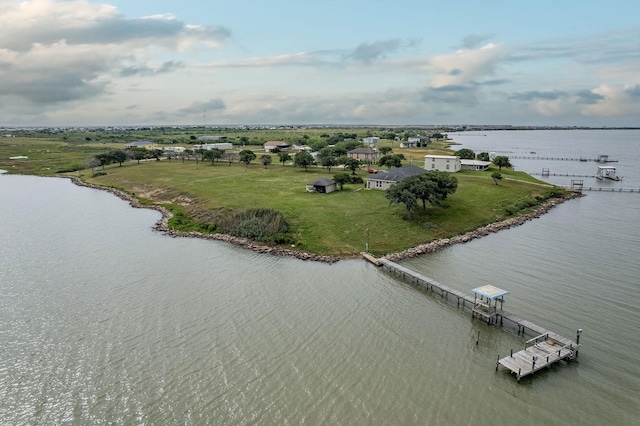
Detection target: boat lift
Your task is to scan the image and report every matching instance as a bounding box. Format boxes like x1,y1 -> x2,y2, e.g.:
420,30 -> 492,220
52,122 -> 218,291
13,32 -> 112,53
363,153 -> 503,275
596,166 -> 621,181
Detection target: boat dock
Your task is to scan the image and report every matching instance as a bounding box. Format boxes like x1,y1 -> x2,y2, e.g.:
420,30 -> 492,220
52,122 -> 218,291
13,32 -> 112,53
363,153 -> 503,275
369,257 -> 580,381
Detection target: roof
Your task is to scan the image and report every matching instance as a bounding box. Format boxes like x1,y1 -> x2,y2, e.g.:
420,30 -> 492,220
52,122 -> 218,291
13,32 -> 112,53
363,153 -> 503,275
349,147 -> 378,154
125,141 -> 155,146
307,177 -> 336,186
461,159 -> 491,166
425,154 -> 459,159
264,141 -> 289,146
472,285 -> 509,300
367,165 -> 427,182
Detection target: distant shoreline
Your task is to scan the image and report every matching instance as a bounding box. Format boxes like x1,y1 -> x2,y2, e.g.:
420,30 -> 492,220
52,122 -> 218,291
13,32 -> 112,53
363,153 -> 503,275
65,176 -> 580,264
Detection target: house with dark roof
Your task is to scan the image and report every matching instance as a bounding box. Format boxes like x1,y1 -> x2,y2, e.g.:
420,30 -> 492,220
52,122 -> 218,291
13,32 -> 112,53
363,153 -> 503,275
264,141 -> 290,152
306,177 -> 336,194
365,165 -> 428,190
348,147 -> 380,162
124,141 -> 157,150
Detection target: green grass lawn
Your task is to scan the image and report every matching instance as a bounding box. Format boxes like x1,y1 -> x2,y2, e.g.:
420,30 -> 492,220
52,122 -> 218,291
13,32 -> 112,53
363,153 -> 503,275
80,159 -> 560,256
2,132 -> 564,256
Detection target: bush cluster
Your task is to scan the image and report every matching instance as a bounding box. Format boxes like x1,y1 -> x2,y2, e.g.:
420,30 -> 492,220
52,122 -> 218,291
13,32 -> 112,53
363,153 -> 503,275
217,208 -> 290,243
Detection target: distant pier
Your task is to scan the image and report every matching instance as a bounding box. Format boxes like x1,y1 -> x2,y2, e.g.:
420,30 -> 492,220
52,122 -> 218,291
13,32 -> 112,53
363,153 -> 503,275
364,256 -> 580,381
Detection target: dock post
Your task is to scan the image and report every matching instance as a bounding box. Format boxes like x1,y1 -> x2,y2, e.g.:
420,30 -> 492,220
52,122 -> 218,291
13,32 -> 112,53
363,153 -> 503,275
576,329 -> 582,357
532,355 -> 538,371
476,330 -> 480,345
510,349 -> 513,357
496,355 -> 500,371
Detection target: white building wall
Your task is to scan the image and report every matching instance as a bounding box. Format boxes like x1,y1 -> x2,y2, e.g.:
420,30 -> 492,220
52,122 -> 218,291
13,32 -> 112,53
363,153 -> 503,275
424,155 -> 461,172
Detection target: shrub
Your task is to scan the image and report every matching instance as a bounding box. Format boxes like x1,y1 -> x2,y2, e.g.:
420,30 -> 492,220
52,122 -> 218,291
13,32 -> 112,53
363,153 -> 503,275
217,208 -> 289,243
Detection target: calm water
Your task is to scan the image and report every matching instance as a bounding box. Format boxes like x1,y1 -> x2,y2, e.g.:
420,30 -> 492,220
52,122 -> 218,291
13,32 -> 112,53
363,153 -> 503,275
1,130 -> 639,425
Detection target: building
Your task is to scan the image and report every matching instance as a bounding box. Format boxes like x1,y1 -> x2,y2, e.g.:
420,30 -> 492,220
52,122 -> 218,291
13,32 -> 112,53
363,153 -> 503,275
124,141 -> 157,150
460,159 -> 491,171
306,178 -> 336,194
197,135 -> 226,141
424,155 -> 461,172
348,147 -> 380,162
194,143 -> 233,150
362,137 -> 380,145
407,135 -> 431,146
163,146 -> 186,153
365,165 -> 428,190
264,141 -> 290,152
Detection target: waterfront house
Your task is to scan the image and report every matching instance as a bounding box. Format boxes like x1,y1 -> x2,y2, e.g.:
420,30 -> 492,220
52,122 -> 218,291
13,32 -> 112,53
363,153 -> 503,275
460,159 -> 491,171
365,165 -> 428,190
424,155 -> 461,172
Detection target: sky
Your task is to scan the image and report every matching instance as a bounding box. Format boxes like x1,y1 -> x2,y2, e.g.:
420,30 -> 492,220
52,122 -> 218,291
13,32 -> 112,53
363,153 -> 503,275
1,0 -> 639,127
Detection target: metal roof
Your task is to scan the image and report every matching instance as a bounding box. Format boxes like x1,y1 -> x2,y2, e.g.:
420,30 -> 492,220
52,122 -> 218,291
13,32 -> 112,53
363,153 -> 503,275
472,285 -> 509,299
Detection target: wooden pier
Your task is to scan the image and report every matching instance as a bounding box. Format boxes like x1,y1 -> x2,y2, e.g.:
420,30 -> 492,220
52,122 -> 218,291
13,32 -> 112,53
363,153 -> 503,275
497,332 -> 579,381
367,257 -> 581,381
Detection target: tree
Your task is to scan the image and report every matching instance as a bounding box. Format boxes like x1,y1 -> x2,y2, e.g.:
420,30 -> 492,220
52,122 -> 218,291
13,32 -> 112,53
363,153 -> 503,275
477,152 -> 490,161
131,148 -> 148,164
190,135 -> 197,140
203,148 -> 224,165
455,148 -> 476,160
424,170 -> 458,207
321,155 -> 337,172
343,158 -> 361,174
293,151 -> 315,171
239,149 -> 256,167
261,154 -> 272,168
333,172 -> 351,190
239,136 -> 249,146
386,185 -> 418,219
94,153 -> 112,169
379,146 -> 393,155
110,150 -> 128,166
386,171 -> 457,218
493,156 -> 512,171
378,154 -> 402,169
278,151 -> 291,166
491,172 -> 502,185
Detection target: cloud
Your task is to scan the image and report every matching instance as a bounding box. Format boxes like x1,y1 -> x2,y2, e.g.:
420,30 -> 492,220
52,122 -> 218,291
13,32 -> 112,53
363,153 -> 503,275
510,90 -> 569,101
345,39 -> 413,63
120,61 -> 183,77
576,89 -> 605,104
461,34 -> 495,49
0,0 -> 230,107
175,99 -> 227,118
426,43 -> 507,88
581,84 -> 640,117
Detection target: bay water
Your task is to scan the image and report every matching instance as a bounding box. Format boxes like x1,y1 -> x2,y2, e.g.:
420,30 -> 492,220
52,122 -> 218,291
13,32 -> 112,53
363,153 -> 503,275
1,130 -> 639,425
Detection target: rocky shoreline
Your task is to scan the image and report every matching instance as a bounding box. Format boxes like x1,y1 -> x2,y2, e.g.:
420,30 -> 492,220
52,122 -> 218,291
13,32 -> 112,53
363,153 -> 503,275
66,176 -> 580,264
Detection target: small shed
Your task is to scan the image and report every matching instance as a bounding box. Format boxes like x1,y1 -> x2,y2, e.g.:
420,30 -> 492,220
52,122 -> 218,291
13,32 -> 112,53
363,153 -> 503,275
306,178 -> 336,194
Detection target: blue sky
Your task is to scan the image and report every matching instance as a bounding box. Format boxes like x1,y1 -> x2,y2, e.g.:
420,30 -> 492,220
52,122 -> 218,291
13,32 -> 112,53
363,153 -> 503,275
1,0 -> 639,126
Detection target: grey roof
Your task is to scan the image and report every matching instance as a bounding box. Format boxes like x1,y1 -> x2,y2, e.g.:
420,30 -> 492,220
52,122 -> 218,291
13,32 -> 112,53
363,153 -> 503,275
367,165 -> 427,182
349,147 -> 378,154
125,141 -> 154,146
307,177 -> 336,186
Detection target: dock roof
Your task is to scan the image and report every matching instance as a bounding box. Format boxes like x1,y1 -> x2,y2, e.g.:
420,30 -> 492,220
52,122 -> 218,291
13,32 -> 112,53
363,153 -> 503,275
472,285 -> 509,300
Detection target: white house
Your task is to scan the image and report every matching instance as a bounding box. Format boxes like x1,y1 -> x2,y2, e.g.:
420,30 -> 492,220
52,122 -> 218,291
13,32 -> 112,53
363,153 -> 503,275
198,135 -> 226,141
362,137 -> 380,145
163,146 -> 186,153
460,159 -> 491,171
424,155 -> 461,172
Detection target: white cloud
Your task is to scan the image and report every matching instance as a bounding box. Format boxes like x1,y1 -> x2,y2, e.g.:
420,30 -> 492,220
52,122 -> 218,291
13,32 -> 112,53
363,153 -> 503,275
427,43 -> 507,88
581,84 -> 640,117
0,0 -> 230,109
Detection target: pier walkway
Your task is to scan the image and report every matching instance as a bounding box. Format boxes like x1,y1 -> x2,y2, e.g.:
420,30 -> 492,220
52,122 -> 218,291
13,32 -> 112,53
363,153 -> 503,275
372,258 -> 580,381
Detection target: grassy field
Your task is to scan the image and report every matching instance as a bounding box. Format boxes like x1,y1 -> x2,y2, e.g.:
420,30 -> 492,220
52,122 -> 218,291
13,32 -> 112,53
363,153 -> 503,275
79,158 -> 558,256
1,130 -> 563,256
